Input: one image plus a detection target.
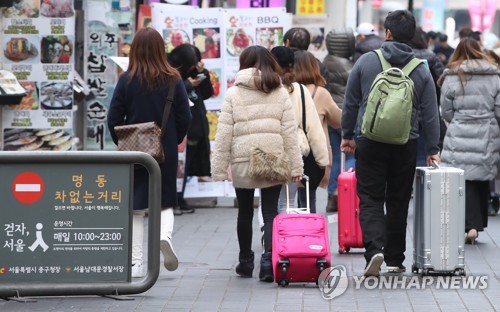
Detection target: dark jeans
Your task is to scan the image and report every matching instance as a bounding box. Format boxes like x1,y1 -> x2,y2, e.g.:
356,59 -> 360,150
235,184 -> 282,256
465,180 -> 490,232
356,138 -> 417,266
297,186 -> 317,213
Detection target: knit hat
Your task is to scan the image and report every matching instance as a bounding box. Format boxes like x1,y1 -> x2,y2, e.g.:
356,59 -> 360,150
270,46 -> 295,69
325,28 -> 356,59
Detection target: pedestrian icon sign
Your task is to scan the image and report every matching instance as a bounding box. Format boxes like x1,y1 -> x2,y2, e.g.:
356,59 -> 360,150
12,172 -> 45,204
28,223 -> 49,252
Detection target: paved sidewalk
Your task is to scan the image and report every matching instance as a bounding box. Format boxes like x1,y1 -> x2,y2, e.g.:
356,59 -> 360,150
1,190 -> 500,312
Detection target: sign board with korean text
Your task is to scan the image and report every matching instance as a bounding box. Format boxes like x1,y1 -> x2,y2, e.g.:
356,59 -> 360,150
0,163 -> 131,283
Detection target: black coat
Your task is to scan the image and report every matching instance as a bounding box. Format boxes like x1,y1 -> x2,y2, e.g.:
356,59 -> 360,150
184,68 -> 214,176
108,74 -> 192,209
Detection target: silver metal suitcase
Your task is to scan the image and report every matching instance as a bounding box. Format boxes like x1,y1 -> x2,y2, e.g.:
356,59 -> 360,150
412,164 -> 466,276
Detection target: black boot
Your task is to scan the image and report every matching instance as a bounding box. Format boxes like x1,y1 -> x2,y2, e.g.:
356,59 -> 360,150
235,251 -> 254,278
259,252 -> 273,282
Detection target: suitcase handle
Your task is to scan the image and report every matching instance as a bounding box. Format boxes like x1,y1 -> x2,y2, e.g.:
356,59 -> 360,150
432,160 -> 440,168
285,175 -> 310,214
341,152 -> 354,173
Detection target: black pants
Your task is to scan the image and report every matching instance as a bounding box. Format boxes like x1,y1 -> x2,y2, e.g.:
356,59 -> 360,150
235,184 -> 282,256
356,138 -> 417,265
465,180 -> 490,232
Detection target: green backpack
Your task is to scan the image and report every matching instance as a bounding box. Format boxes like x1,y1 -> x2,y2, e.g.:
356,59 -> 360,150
361,49 -> 423,145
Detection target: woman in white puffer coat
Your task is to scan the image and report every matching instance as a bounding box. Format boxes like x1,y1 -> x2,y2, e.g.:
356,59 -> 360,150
439,38 -> 500,244
211,46 -> 303,282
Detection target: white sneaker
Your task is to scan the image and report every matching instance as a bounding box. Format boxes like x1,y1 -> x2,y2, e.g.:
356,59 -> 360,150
160,238 -> 179,271
131,262 -> 144,278
363,253 -> 384,277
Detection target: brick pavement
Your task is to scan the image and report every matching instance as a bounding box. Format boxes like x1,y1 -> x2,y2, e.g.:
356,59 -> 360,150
1,190 -> 500,312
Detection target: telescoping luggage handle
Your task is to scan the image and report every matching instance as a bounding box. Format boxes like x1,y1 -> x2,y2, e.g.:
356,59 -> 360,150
341,152 -> 353,173
285,175 -> 310,214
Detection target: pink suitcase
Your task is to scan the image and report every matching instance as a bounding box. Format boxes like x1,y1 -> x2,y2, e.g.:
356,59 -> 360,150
337,153 -> 364,254
272,178 -> 331,287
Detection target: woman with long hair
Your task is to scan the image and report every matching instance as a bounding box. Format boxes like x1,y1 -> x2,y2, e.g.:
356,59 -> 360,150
168,44 -> 214,214
211,46 -> 303,282
438,38 -> 500,244
292,50 -> 342,212
108,27 -> 192,277
270,46 -> 328,210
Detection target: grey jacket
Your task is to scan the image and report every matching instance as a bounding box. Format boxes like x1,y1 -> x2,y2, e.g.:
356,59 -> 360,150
342,41 -> 441,156
440,59 -> 500,181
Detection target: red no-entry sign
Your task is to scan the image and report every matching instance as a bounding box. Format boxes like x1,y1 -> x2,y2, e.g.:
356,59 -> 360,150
12,172 -> 45,204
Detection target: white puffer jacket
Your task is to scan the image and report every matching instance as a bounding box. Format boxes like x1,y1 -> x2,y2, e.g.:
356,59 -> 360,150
211,68 -> 303,188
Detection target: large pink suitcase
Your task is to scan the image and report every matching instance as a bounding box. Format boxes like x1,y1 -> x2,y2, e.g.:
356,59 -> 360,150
337,153 -> 364,254
272,178 -> 331,287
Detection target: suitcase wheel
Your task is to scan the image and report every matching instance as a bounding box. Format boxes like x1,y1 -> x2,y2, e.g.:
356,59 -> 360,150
411,264 -> 418,274
456,269 -> 466,276
278,279 -> 289,287
278,259 -> 290,273
316,258 -> 328,272
338,247 -> 350,254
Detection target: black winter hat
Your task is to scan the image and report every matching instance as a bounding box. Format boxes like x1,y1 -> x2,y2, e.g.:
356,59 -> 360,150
325,28 -> 355,59
270,46 -> 295,69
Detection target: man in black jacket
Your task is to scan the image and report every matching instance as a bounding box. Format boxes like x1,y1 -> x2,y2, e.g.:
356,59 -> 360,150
341,10 -> 441,277
353,22 -> 384,63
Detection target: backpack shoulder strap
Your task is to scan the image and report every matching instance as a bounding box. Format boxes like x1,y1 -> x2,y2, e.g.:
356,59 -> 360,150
401,58 -> 423,77
375,49 -> 391,71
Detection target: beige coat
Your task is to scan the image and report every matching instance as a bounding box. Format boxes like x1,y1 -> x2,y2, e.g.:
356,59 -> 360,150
305,84 -> 342,188
211,68 -> 303,189
289,82 -> 329,167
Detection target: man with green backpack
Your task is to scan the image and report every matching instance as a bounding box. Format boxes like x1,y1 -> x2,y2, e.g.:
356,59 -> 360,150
341,10 -> 441,277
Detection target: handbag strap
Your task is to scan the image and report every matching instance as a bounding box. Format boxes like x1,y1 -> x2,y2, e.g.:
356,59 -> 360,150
300,84 -> 307,136
161,83 -> 176,137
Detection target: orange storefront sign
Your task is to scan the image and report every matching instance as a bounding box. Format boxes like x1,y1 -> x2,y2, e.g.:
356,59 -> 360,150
296,0 -> 325,15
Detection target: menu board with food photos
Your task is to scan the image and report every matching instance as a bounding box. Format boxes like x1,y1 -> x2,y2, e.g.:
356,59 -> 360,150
151,5 -> 290,198
222,7 -> 290,99
1,0 -> 75,152
151,4 -> 223,112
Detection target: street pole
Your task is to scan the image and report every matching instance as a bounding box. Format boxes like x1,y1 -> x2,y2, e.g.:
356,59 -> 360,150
408,0 -> 413,13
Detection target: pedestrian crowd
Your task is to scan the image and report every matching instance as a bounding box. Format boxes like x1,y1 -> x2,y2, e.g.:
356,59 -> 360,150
107,10 -> 500,280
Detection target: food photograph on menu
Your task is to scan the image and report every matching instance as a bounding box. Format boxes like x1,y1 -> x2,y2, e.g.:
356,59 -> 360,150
3,128 -> 73,151
39,81 -> 72,110
193,28 -> 220,59
40,0 -> 74,18
7,81 -> 39,110
3,0 -> 40,18
163,29 -> 190,53
256,27 -> 283,50
226,28 -> 252,57
40,35 -> 73,64
3,35 -> 39,63
208,68 -> 221,98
